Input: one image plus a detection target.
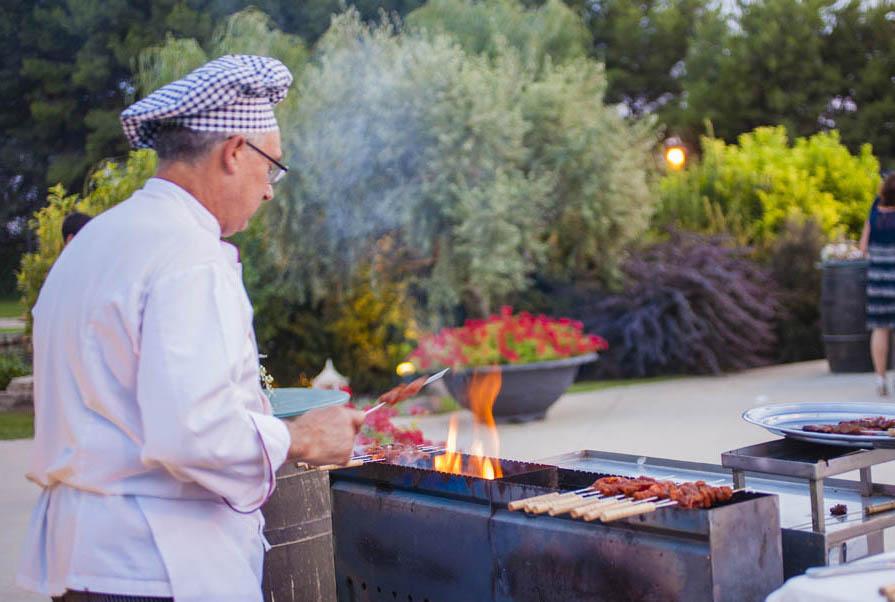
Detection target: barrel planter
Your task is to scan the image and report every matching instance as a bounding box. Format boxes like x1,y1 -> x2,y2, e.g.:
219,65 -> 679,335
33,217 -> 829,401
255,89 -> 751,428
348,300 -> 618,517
820,260 -> 874,372
261,462 -> 337,601
443,353 -> 598,423
261,388 -> 350,602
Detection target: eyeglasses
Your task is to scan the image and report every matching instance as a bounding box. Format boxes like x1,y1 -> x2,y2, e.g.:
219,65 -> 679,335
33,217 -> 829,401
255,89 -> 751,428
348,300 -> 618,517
246,140 -> 289,184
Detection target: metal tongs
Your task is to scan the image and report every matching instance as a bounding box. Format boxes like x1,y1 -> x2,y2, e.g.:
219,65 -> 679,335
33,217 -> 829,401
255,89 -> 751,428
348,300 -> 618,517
364,368 -> 450,415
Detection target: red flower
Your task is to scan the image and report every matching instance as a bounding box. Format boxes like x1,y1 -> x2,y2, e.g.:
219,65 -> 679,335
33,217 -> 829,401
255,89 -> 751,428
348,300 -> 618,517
406,309 -> 608,369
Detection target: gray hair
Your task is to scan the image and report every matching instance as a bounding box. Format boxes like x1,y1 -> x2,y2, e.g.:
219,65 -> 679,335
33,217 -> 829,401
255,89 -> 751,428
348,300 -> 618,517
154,125 -> 260,164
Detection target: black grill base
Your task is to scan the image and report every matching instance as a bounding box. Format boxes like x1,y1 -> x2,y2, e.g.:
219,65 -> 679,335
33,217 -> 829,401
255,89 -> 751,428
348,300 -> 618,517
332,477 -> 783,602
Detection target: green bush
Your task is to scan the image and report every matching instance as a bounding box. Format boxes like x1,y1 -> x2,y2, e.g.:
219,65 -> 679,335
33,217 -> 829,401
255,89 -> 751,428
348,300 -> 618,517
0,352 -> 30,390
256,262 -> 417,393
654,126 -> 880,244
17,151 -> 158,333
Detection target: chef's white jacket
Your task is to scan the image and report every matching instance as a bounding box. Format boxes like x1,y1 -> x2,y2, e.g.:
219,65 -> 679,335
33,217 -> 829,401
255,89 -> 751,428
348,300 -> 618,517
17,178 -> 291,602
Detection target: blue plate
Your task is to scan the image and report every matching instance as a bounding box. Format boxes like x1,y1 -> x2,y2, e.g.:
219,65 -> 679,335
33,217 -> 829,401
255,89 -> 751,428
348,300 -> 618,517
267,388 -> 350,419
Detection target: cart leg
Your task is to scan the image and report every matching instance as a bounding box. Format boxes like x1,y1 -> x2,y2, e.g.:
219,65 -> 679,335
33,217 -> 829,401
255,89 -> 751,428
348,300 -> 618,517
732,469 -> 745,490
868,530 -> 885,555
810,478 -> 825,533
860,467 -> 873,497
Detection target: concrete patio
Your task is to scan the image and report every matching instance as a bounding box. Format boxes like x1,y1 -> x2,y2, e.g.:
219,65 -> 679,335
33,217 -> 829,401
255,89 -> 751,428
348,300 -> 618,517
3,359 -> 895,601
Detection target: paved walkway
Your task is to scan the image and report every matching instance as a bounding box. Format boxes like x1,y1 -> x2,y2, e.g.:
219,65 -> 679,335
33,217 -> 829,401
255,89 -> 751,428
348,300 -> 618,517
3,359 -> 895,600
0,318 -> 25,330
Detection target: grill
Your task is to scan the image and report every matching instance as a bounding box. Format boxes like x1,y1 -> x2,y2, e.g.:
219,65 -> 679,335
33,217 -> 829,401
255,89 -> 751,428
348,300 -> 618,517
329,450 -> 782,601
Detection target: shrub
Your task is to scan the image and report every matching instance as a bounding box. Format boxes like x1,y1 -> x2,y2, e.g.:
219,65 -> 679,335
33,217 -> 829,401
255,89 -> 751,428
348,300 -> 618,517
0,352 -> 30,390
582,230 -> 780,377
256,260 -> 417,394
17,151 -> 157,333
654,126 -> 880,244
763,217 -> 826,363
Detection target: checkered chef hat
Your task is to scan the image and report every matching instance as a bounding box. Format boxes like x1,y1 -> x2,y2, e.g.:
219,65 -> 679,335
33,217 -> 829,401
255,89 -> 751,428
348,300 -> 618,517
120,54 -> 293,149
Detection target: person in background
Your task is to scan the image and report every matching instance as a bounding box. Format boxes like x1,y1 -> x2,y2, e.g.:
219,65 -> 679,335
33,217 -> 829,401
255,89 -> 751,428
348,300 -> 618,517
61,212 -> 91,244
859,172 -> 895,396
17,55 -> 365,602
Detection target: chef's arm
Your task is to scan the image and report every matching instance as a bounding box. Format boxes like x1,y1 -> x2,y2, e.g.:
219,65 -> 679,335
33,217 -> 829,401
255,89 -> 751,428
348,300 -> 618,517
284,405 -> 365,466
136,263 -> 291,509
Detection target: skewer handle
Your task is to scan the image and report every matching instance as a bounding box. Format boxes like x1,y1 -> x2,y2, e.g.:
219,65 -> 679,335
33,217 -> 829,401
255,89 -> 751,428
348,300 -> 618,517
507,492 -> 559,511
315,459 -> 365,471
601,502 -> 658,522
866,500 -> 895,516
582,499 -> 634,522
571,497 -> 624,519
529,491 -> 590,514
880,583 -> 895,602
547,494 -> 602,516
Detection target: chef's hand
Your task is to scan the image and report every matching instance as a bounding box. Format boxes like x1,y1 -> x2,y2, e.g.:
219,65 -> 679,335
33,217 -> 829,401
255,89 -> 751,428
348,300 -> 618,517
284,405 -> 365,466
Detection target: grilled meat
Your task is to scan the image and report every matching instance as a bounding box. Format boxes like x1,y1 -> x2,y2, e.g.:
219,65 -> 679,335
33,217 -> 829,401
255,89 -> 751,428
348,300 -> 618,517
803,416 -> 895,435
591,476 -> 733,509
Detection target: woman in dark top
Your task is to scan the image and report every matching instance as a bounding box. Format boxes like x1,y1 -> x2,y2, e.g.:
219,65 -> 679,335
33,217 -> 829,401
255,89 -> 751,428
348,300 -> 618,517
859,172 -> 895,395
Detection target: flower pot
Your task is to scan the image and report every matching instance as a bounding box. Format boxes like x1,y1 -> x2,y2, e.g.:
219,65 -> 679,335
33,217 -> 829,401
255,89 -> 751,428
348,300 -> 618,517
443,353 -> 598,423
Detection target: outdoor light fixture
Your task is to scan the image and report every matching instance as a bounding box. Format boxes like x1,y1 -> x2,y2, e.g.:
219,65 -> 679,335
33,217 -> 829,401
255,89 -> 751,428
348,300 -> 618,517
396,361 -> 415,377
665,146 -> 686,169
663,136 -> 687,170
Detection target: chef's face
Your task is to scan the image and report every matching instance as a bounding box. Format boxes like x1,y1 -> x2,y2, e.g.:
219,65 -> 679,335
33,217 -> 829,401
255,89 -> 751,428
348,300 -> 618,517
222,130 -> 282,237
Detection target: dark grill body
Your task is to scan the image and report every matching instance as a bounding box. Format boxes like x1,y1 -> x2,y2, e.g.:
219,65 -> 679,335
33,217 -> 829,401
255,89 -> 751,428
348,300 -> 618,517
330,454 -> 783,602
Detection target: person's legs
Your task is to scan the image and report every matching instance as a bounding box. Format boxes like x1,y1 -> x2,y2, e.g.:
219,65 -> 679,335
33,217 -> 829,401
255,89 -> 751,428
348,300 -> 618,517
871,327 -> 890,395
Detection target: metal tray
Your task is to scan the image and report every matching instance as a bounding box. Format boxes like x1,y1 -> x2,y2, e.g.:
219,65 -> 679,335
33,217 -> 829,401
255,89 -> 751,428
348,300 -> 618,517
743,402 -> 895,448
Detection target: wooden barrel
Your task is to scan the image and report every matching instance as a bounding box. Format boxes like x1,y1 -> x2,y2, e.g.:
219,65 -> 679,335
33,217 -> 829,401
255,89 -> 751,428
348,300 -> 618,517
820,260 -> 874,372
261,462 -> 337,601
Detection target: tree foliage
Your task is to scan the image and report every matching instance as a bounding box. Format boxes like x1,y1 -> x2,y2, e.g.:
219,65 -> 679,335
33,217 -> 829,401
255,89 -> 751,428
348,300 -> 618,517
583,0 -> 707,118
270,6 -> 657,325
824,0 -> 895,165
680,0 -> 838,143
406,0 -> 590,72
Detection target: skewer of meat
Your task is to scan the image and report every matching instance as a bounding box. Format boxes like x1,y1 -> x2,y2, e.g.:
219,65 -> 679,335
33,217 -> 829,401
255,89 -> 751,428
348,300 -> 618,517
378,375 -> 429,407
527,475 -> 679,514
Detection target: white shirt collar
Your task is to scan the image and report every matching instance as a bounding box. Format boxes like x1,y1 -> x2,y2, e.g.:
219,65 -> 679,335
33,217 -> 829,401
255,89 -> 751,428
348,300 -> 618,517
144,177 -> 222,239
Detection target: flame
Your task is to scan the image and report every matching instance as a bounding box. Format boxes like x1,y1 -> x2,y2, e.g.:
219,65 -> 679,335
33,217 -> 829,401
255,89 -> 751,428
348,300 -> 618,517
433,415 -> 463,474
432,368 -> 502,479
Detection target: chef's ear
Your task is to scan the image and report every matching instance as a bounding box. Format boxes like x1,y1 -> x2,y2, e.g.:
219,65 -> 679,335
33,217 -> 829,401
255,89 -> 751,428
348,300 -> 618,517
220,135 -> 247,175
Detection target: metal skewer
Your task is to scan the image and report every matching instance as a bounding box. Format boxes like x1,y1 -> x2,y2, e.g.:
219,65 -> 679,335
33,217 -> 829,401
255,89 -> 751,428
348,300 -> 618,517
364,368 -> 451,415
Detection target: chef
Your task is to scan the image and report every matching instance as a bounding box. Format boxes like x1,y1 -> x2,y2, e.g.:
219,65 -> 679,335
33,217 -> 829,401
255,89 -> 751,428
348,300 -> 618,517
17,55 -> 365,602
